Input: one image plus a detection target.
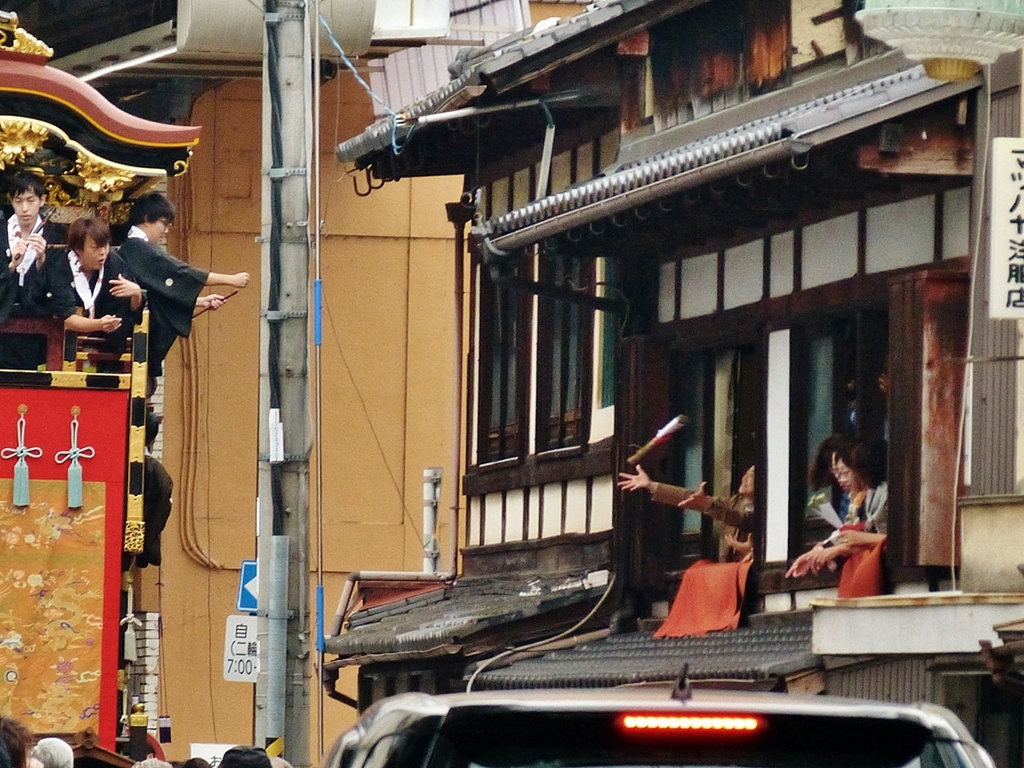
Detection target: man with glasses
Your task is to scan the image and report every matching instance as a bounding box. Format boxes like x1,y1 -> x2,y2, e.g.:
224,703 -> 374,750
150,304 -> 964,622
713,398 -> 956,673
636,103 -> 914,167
118,191 -> 250,381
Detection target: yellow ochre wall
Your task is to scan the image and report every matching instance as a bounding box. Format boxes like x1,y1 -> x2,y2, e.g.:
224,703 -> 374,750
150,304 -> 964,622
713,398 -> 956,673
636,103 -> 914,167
134,73 -> 464,762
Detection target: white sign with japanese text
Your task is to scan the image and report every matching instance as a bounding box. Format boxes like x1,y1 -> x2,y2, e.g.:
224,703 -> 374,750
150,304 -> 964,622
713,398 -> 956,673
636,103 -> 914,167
990,137 -> 1024,318
223,614 -> 259,682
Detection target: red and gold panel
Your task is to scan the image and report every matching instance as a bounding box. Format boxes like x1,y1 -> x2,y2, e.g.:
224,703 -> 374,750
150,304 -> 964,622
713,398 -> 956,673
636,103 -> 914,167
0,387 -> 127,745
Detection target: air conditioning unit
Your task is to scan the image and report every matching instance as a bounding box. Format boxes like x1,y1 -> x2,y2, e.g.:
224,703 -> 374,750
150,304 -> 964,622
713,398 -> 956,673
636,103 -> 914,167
177,0 -> 449,57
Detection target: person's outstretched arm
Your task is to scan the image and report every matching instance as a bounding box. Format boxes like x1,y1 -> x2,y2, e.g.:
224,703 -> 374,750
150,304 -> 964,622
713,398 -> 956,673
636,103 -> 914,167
205,271 -> 250,289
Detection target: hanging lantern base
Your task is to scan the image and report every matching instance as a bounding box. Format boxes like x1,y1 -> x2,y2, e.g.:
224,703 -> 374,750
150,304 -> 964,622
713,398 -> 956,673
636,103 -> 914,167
856,2 -> 1024,82
922,57 -> 982,83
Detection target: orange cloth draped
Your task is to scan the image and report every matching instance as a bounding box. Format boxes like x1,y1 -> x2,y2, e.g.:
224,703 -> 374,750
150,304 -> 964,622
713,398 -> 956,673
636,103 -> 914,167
837,539 -> 887,598
655,559 -> 752,638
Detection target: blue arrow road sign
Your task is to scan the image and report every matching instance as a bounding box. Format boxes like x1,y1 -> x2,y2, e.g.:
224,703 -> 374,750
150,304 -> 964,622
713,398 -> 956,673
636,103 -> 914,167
237,559 -> 258,613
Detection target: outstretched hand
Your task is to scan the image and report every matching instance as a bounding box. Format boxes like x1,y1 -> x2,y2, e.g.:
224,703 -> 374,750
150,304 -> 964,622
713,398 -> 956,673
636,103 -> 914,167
231,272 -> 251,289
677,481 -> 712,513
786,543 -> 844,578
617,464 -> 651,492
109,274 -> 142,301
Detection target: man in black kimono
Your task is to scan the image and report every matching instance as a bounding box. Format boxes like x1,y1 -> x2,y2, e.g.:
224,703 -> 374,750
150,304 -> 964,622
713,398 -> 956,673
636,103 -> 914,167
117,192 -> 249,377
60,216 -> 143,362
0,173 -> 76,369
137,412 -> 172,568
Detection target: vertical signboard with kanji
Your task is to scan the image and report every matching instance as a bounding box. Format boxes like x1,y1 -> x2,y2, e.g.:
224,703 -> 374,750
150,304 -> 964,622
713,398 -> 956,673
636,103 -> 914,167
990,137 -> 1024,317
224,614 -> 259,682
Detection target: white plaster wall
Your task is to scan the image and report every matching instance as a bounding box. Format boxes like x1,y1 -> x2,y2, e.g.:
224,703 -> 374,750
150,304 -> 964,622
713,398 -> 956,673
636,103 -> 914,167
542,482 -> 562,537
658,260 -> 676,323
483,492 -> 504,544
770,230 -> 794,298
866,194 -> 934,273
591,406 -> 614,442
724,239 -> 763,309
504,488 -> 525,542
528,255 -> 539,454
766,329 -> 791,563
468,495 -> 481,545
763,593 -> 792,613
591,474 -> 614,531
680,252 -> 719,318
491,176 -> 509,217
802,211 -> 857,288
565,478 -> 589,533
943,186 -> 970,259
527,486 -> 541,539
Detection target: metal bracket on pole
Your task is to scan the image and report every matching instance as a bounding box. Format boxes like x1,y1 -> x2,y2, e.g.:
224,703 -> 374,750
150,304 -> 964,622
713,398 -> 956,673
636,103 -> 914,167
267,167 -> 307,179
257,453 -> 311,463
265,12 -> 305,23
263,310 -> 308,321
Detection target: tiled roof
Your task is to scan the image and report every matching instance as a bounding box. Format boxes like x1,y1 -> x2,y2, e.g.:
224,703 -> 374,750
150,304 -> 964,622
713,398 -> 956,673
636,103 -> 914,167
476,64 -> 975,249
324,572 -> 610,661
470,619 -> 817,689
336,0 -> 702,164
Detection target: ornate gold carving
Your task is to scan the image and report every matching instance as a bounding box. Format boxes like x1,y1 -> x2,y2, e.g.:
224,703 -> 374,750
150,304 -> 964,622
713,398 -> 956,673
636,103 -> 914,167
0,118 -> 49,169
13,27 -> 53,59
123,519 -> 145,553
0,13 -> 53,59
75,152 -> 136,195
172,156 -> 192,176
109,203 -> 132,226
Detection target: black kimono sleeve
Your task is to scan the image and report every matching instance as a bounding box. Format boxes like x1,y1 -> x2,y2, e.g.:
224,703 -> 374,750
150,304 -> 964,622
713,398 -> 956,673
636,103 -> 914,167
116,237 -> 210,375
0,227 -> 19,325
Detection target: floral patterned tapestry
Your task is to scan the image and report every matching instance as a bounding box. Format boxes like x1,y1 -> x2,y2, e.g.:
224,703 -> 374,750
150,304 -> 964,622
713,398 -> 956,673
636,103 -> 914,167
0,388 -> 128,746
0,479 -> 106,733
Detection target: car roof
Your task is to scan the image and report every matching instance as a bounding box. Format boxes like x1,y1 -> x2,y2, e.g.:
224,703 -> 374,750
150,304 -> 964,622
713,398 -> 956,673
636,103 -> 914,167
361,687 -> 971,742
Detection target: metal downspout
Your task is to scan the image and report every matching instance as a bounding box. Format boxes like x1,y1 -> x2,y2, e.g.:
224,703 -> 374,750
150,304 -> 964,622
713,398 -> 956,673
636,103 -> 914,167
446,196 -> 475,575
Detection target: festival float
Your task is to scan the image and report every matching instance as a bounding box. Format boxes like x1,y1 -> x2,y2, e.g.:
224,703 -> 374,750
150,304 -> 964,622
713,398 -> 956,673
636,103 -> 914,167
0,10 -> 200,757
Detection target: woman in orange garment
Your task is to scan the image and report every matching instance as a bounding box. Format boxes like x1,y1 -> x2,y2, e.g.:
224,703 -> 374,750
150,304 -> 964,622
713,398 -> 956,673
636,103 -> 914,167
617,464 -> 755,562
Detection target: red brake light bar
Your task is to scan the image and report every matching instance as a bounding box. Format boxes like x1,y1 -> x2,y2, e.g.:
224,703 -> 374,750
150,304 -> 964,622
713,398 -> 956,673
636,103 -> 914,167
620,714 -> 761,732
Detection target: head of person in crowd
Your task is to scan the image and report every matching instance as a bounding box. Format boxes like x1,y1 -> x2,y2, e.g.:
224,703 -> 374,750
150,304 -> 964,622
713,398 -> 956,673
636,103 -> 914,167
847,438 -> 887,490
808,433 -> 854,490
67,217 -> 112,275
737,464 -> 754,500
0,716 -> 35,768
31,739 -> 73,768
8,173 -> 47,233
145,410 -> 162,451
218,748 -> 271,768
128,192 -> 176,244
180,759 -> 211,768
132,759 -> 172,768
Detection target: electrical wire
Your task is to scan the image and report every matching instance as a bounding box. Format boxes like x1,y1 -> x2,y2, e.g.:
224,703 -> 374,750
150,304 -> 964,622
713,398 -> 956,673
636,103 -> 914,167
318,15 -> 417,156
322,294 -> 430,531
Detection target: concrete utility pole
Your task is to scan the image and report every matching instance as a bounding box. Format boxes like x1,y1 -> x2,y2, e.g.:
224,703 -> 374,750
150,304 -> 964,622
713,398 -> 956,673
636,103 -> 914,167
256,0 -> 311,764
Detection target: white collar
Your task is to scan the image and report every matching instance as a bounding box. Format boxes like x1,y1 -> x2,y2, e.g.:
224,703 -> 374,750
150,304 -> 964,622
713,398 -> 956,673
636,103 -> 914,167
67,250 -> 104,319
7,213 -> 42,286
127,225 -> 149,241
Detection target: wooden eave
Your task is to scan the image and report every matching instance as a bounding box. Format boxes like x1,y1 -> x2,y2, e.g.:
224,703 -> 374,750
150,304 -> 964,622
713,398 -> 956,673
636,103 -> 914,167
0,51 -> 200,175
